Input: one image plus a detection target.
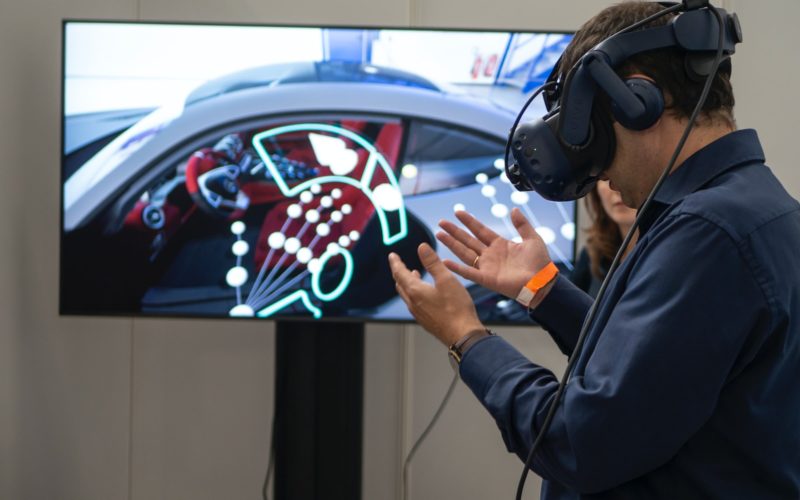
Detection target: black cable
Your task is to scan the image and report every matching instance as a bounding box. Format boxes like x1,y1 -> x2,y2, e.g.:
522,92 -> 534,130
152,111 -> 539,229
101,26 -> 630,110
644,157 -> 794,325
261,414 -> 276,500
402,371 -> 460,500
514,4 -> 726,499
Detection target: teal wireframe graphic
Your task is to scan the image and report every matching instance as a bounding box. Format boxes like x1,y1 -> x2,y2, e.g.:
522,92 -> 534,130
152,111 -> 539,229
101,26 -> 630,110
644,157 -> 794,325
252,123 -> 408,246
227,123 -> 409,319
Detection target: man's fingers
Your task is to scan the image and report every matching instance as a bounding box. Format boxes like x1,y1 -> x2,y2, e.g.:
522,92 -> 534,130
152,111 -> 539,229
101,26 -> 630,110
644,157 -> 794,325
395,279 -> 414,308
390,253 -> 428,307
443,259 -> 482,284
511,207 -> 539,241
455,210 -> 501,246
436,231 -> 479,267
417,243 -> 451,283
438,219 -> 485,255
388,252 -> 416,289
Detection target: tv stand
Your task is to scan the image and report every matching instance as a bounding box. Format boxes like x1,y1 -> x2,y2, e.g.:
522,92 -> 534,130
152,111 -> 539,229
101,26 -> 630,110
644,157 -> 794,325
273,320 -> 364,500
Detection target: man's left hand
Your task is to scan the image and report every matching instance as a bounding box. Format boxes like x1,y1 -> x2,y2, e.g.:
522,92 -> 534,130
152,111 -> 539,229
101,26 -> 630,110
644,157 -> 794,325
389,243 -> 484,347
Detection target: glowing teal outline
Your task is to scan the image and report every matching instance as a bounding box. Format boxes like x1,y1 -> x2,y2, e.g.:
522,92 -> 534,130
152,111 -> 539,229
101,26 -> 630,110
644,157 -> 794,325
249,122 -> 408,320
251,123 -> 408,246
256,290 -> 322,319
311,247 -> 354,302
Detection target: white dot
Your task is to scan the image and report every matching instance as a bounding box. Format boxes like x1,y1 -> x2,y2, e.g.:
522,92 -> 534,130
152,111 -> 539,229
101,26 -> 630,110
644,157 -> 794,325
349,230 -> 359,241
284,237 -> 301,254
491,203 -> 509,218
320,196 -> 333,208
316,224 -> 331,237
494,158 -> 505,170
512,236 -> 523,243
511,191 -> 529,205
330,211 -> 343,223
310,184 -> 322,194
300,191 -> 313,204
305,209 -> 320,224
229,304 -> 254,317
268,232 -> 286,249
561,222 -> 576,241
402,164 -> 418,179
453,203 -> 466,212
475,173 -> 489,184
297,247 -> 313,264
327,242 -> 341,254
481,185 -> 496,198
308,258 -> 322,274
226,266 -> 248,287
331,188 -> 342,199
286,204 -> 302,219
373,184 -> 402,211
230,221 -> 246,235
341,204 -> 352,215
500,173 -> 512,184
339,236 -> 351,247
536,226 -> 556,245
232,240 -> 249,256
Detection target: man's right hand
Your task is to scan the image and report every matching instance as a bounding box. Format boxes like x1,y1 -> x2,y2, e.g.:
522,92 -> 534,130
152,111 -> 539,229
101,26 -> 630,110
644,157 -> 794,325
436,208 -> 553,301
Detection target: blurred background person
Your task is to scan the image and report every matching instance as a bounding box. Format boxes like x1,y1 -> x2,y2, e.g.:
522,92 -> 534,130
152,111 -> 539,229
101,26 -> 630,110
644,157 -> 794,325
570,180 -> 637,296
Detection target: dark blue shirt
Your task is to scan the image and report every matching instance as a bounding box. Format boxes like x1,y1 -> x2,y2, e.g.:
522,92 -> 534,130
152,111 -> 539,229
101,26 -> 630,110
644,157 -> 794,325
460,130 -> 800,499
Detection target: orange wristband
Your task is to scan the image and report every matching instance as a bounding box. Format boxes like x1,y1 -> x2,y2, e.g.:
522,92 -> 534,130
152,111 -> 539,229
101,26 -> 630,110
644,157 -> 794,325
515,261 -> 559,307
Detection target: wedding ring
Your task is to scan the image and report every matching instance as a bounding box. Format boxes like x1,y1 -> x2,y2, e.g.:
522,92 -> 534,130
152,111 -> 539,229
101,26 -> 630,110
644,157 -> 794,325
472,255 -> 480,269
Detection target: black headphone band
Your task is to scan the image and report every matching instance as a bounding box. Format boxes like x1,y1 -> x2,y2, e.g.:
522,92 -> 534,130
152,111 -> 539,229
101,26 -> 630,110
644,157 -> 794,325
543,1 -> 736,116
557,3 -> 739,146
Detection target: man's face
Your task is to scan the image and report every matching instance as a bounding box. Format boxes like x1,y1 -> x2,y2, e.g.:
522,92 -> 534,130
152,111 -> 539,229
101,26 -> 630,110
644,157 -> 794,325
601,122 -> 662,210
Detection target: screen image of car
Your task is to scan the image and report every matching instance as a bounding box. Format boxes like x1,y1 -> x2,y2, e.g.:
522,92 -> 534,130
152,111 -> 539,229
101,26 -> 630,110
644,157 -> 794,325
61,22 -> 574,323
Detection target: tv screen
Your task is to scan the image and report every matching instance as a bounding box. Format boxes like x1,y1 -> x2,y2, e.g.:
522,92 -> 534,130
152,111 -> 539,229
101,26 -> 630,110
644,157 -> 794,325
61,21 -> 574,323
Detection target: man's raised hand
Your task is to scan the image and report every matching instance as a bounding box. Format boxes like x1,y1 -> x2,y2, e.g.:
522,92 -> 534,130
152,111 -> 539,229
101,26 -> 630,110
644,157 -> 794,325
436,208 -> 552,299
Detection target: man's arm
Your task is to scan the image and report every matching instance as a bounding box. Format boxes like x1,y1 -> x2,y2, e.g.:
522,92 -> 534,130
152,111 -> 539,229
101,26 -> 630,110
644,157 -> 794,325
529,275 -> 594,356
459,213 -> 768,493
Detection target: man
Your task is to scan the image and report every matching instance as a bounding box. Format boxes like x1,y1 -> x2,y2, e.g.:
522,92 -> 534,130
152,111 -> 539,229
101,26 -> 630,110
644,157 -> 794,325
389,2 -> 800,498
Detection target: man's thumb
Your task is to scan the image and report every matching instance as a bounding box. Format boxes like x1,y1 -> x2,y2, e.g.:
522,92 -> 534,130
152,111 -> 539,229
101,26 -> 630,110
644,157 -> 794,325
418,243 -> 448,281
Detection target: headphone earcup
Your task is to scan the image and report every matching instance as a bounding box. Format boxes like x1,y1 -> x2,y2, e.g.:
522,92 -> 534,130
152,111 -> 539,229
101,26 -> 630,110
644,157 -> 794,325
611,78 -> 665,131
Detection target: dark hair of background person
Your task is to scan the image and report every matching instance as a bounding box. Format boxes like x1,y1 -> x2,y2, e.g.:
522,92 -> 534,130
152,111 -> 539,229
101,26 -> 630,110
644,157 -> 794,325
584,187 -> 622,279
559,1 -> 736,127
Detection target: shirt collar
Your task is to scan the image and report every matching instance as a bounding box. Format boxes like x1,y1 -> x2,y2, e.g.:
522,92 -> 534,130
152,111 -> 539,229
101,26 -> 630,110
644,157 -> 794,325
637,129 -> 765,234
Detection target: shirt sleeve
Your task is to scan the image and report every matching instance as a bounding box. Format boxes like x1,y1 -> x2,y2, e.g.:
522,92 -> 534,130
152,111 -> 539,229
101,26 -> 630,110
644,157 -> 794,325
459,213 -> 767,494
529,273 -> 594,356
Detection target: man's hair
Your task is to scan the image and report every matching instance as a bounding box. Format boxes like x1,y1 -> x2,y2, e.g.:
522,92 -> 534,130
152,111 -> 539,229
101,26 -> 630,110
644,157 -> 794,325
559,1 -> 735,126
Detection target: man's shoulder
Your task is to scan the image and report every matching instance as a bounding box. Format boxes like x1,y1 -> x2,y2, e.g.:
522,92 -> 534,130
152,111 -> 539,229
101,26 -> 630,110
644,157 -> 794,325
674,161 -> 800,244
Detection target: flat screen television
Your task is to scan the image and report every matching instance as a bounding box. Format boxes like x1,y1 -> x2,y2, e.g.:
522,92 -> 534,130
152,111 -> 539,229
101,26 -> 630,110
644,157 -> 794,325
61,21 -> 574,323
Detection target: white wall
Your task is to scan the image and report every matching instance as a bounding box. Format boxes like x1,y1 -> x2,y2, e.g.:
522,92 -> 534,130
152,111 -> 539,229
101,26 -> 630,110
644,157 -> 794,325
0,0 -> 798,499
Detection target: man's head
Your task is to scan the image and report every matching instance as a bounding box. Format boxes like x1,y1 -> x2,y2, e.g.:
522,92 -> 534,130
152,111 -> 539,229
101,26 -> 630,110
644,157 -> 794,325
559,1 -> 737,207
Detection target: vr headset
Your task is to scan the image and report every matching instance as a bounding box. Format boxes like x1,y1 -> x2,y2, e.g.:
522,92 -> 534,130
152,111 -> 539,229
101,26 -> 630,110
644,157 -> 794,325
505,0 -> 743,201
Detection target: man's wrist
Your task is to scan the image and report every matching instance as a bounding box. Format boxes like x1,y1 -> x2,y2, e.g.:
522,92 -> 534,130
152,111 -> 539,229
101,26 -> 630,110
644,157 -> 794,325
515,262 -> 559,309
528,277 -> 557,310
448,327 -> 493,366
